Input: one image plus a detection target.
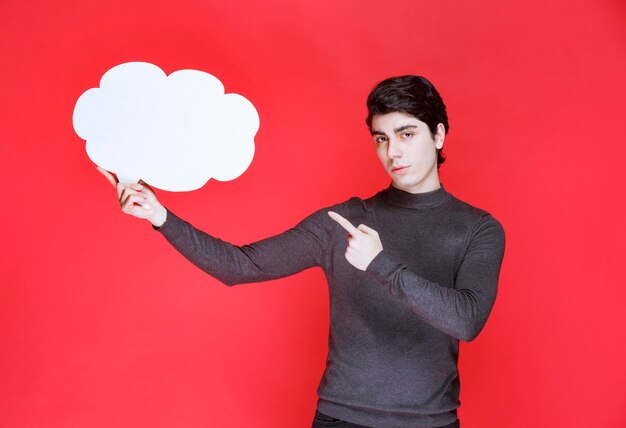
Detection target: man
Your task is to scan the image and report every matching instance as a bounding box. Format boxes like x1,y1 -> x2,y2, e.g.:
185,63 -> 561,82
100,75 -> 505,428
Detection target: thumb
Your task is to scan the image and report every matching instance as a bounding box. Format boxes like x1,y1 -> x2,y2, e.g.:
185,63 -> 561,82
138,179 -> 155,193
96,166 -> 118,187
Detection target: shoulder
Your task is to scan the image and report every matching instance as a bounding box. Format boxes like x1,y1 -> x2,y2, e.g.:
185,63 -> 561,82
445,192 -> 506,249
297,194 -> 370,224
447,191 -> 503,224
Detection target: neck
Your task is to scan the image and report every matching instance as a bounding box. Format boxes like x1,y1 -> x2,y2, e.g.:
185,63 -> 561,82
392,172 -> 441,194
382,182 -> 451,209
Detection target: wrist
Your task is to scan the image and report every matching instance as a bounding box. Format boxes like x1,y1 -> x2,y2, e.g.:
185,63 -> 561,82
149,205 -> 167,228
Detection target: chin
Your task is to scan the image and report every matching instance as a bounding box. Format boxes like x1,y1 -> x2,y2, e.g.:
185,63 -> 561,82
392,181 -> 415,191
393,176 -> 429,192
393,177 -> 417,187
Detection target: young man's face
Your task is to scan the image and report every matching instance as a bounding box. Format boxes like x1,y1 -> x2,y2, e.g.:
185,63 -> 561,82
371,111 -> 445,194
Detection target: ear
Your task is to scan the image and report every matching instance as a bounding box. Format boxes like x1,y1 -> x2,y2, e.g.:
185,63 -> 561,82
434,123 -> 446,149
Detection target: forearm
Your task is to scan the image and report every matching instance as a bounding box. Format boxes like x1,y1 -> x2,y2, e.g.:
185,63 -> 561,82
366,215 -> 506,342
367,252 -> 494,341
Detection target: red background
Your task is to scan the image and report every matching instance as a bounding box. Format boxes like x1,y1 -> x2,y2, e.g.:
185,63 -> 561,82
1,1 -> 625,427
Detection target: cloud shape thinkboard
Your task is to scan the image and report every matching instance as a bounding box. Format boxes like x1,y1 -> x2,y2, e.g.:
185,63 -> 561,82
73,62 -> 259,191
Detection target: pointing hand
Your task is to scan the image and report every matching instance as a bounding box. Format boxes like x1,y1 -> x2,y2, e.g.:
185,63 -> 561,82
328,211 -> 383,271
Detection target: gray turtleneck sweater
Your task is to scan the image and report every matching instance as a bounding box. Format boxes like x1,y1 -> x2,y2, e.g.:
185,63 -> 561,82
156,184 -> 505,428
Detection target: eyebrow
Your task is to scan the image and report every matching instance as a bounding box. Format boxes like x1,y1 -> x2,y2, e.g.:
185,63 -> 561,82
371,125 -> 418,136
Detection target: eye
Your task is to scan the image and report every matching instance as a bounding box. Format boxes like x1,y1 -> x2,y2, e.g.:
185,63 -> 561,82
401,131 -> 414,139
374,136 -> 388,144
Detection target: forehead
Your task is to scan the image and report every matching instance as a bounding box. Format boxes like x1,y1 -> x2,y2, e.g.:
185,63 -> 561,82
371,111 -> 424,132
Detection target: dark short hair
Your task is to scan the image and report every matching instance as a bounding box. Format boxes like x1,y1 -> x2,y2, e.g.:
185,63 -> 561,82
366,75 -> 449,167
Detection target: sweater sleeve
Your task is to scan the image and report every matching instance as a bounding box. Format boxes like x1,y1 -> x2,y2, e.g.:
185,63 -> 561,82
366,214 -> 506,342
155,208 -> 328,286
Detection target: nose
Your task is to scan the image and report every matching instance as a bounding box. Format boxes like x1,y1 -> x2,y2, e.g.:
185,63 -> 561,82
387,137 -> 402,158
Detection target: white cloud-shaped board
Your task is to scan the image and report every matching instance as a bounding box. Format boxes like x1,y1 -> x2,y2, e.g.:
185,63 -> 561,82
73,62 -> 259,191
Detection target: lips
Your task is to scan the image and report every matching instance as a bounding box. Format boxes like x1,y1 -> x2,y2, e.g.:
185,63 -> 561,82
391,165 -> 409,173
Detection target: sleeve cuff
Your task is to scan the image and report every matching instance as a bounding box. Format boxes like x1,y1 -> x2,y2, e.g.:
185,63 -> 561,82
366,250 -> 403,284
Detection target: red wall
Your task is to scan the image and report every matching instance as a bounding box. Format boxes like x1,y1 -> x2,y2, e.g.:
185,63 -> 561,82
1,1 -> 625,427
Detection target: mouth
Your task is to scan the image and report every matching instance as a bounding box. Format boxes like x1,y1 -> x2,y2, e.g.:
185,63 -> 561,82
391,165 -> 410,174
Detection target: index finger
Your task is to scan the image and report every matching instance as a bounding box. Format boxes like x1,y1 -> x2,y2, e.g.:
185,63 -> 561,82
96,166 -> 118,187
328,211 -> 360,235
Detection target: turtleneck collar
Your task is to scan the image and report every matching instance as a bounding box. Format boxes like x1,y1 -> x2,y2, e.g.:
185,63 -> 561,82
380,183 -> 452,209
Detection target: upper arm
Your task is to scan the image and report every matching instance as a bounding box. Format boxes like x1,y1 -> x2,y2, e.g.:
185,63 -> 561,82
454,214 -> 506,339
